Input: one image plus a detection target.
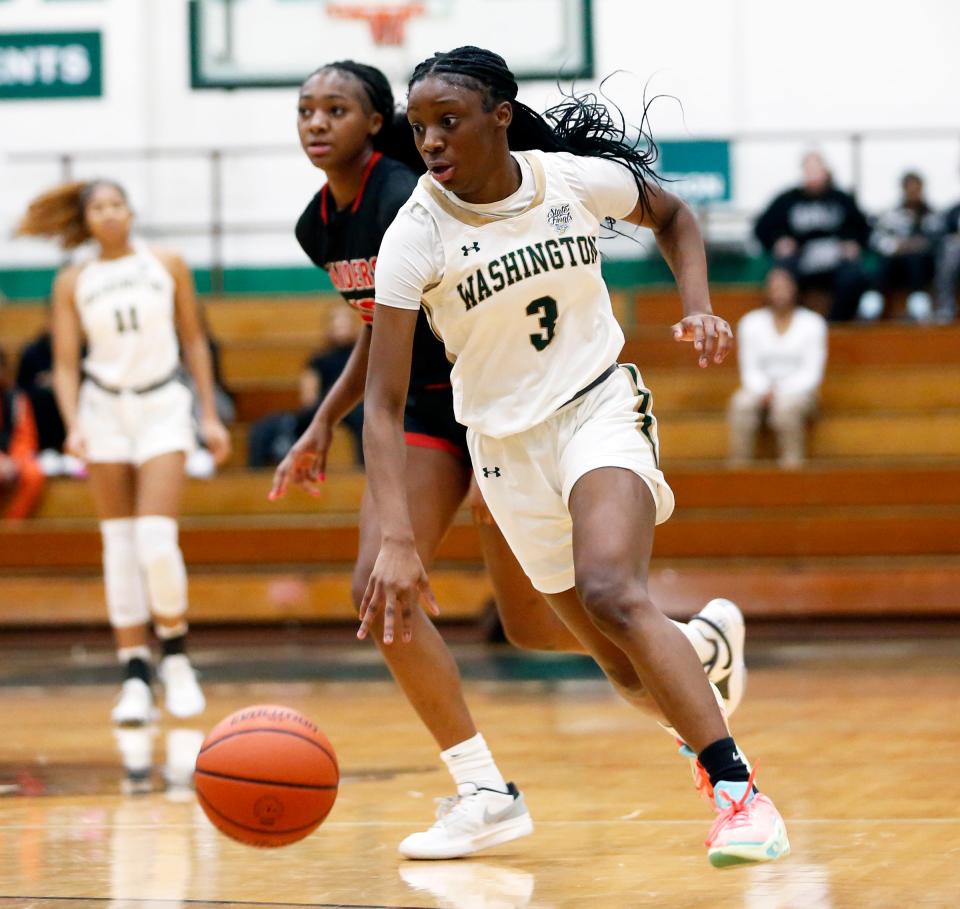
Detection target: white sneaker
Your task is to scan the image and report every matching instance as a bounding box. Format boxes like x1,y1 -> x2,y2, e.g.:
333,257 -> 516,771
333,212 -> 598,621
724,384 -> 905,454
398,783 -> 533,860
164,728 -> 205,799
158,655 -> 206,718
400,861 -> 535,906
689,598 -> 747,717
114,726 -> 155,794
111,678 -> 156,727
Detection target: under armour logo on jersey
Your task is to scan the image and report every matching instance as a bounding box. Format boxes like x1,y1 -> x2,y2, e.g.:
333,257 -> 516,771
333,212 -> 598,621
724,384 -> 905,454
482,467 -> 502,478
462,242 -> 480,256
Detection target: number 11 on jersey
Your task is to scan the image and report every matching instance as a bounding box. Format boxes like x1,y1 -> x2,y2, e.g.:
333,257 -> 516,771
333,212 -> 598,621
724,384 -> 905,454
114,306 -> 140,333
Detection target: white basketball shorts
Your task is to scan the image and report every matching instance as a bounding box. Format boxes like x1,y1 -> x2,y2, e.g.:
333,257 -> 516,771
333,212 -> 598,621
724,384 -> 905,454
467,364 -> 675,594
78,379 -> 196,466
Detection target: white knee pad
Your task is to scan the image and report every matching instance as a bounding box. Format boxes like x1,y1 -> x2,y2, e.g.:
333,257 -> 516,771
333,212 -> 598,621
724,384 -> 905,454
101,519 -> 150,629
135,515 -> 188,620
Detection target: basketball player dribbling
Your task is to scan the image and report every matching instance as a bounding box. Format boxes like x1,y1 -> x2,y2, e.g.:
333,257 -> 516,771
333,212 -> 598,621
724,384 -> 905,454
270,59 -> 753,862
359,47 -> 791,868
18,181 -> 231,726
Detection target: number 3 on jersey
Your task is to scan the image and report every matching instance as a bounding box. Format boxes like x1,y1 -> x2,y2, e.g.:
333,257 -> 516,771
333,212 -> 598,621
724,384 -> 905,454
526,295 -> 558,351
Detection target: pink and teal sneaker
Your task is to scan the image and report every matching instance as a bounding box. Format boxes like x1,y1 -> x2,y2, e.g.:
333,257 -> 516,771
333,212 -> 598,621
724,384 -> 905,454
705,772 -> 791,868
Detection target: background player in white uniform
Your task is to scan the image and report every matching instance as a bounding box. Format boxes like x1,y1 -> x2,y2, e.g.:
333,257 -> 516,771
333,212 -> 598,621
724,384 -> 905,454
358,47 -> 790,869
18,180 -> 231,726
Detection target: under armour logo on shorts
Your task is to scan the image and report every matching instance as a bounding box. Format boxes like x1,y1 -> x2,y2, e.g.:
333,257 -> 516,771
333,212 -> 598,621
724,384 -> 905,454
482,467 -> 501,478
462,242 -> 480,256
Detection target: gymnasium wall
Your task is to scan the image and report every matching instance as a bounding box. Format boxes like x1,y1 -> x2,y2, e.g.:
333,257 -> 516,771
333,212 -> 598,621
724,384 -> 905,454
2,0 -> 959,282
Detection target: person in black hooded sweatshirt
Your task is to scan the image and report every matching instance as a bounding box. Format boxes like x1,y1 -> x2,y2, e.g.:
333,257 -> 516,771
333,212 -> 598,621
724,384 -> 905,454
754,151 -> 870,321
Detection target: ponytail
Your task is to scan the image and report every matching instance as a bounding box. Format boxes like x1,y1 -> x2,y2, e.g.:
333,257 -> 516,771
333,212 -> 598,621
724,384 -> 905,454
409,46 -> 661,218
305,61 -> 425,175
17,179 -> 127,249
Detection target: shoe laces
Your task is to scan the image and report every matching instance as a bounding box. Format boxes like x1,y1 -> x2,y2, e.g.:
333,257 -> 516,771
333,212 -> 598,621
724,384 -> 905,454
691,758 -> 714,802
433,793 -> 463,821
675,738 -> 715,803
704,766 -> 758,847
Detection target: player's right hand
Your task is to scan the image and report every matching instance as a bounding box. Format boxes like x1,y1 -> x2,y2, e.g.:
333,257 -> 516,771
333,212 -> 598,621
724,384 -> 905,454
63,426 -> 88,462
268,417 -> 333,501
357,539 -> 440,645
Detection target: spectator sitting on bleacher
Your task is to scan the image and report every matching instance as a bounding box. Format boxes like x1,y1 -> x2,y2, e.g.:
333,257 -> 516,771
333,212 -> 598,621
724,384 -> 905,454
16,326 -> 66,454
934,196 -> 960,323
0,347 -> 44,520
870,171 -> 938,321
728,266 -> 828,470
247,307 -> 362,468
754,151 -> 870,322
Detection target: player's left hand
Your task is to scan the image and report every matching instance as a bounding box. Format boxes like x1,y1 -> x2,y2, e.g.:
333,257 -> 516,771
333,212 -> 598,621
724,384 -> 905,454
358,540 -> 440,645
200,417 -> 232,465
671,313 -> 733,368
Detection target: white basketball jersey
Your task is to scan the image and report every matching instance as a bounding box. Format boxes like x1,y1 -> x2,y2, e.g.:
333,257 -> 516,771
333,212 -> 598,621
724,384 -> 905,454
75,244 -> 180,390
414,151 -> 624,438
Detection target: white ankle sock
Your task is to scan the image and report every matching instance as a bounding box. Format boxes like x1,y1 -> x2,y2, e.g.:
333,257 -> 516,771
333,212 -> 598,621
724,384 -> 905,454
440,732 -> 507,795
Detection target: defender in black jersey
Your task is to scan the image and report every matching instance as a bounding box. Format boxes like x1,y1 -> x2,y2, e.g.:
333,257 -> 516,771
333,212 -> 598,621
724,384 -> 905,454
294,150 -> 466,456
269,60 -> 589,860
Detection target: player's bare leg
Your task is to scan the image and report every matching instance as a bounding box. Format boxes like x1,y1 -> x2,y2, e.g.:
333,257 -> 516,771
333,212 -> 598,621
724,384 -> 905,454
475,512 -> 586,654
559,466 -> 788,867
474,482 -> 743,721
353,445 -> 474,749
353,445 -> 531,859
561,468 -> 727,748
475,484 -> 743,727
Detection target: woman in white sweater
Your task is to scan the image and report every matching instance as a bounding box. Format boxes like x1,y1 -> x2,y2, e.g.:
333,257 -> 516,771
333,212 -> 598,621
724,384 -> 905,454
728,267 -> 828,468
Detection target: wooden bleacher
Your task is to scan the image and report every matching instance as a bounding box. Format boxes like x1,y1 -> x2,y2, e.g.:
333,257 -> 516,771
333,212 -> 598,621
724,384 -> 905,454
2,287 -> 959,626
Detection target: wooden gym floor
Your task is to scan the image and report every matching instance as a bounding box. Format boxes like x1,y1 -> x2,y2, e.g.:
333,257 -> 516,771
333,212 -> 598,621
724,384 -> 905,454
0,627 -> 958,908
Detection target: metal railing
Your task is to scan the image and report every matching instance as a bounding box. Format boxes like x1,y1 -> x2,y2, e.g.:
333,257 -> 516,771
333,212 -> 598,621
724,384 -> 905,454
9,127 -> 960,294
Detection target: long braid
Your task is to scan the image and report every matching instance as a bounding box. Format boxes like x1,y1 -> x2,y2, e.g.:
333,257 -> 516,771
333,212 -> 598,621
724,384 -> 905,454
306,61 -> 424,174
409,46 -> 660,218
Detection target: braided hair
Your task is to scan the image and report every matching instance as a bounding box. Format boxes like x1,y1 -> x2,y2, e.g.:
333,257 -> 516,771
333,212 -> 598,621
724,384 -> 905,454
305,61 -> 424,174
409,46 -> 660,218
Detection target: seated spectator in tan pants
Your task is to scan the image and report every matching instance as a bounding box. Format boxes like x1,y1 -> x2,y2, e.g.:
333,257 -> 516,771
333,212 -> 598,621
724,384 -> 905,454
728,267 -> 828,469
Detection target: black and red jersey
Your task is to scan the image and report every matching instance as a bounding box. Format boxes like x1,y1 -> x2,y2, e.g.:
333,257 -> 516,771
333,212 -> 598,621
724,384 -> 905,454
295,153 -> 453,392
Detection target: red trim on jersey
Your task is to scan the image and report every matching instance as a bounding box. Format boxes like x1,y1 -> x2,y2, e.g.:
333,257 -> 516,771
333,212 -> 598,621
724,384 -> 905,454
421,382 -> 452,391
404,432 -> 464,458
351,151 -> 382,213
319,151 -> 382,225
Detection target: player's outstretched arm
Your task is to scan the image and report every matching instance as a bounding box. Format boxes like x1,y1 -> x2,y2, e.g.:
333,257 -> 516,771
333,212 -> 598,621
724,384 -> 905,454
624,185 -> 732,369
357,304 -> 439,646
269,325 -> 371,501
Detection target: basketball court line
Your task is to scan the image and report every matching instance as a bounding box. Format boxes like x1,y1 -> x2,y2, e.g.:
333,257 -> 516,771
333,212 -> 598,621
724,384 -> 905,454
0,898 -> 429,909
1,817 -> 958,831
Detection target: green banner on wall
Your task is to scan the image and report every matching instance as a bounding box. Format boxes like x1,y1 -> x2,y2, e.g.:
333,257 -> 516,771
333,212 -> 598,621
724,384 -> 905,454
658,140 -> 731,206
0,31 -> 102,99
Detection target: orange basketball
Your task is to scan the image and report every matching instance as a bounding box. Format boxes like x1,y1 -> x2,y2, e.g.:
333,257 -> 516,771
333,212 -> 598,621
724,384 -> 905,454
194,704 -> 338,847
